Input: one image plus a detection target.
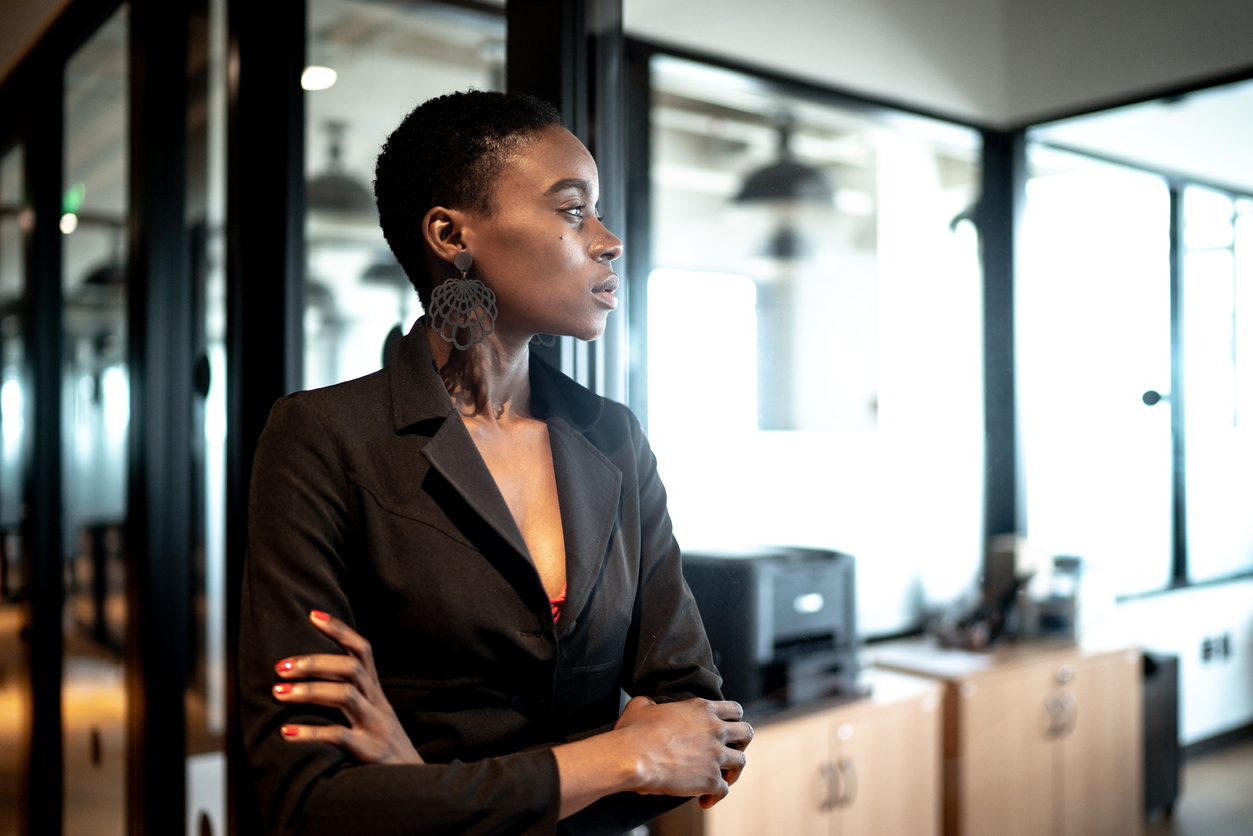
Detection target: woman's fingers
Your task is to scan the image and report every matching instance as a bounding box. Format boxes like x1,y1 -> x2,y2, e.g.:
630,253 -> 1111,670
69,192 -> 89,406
279,723 -> 380,764
280,722 -> 353,748
275,653 -> 365,686
280,721 -> 424,766
271,611 -> 423,766
720,746 -> 749,786
308,610 -> 377,671
697,777 -> 731,809
273,681 -> 365,723
724,720 -> 754,750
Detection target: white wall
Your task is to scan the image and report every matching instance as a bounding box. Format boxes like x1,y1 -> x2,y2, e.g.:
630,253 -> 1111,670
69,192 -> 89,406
1085,579 -> 1253,744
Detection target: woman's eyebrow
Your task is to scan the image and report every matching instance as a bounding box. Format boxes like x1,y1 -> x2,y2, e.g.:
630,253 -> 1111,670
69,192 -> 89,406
544,177 -> 593,196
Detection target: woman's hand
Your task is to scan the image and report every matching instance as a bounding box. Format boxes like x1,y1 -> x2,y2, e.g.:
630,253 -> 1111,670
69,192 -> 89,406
272,609 -> 423,765
613,696 -> 753,809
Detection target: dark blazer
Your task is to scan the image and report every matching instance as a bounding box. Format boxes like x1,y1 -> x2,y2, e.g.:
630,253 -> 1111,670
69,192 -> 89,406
239,324 -> 723,836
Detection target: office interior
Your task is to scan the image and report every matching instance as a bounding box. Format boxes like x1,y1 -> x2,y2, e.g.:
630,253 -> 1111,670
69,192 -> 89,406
0,0 -> 1251,834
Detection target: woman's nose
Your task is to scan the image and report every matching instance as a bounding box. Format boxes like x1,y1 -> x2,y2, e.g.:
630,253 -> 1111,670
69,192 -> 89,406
595,224 -> 624,263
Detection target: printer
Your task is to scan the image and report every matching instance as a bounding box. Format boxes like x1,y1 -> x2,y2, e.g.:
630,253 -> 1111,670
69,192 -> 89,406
683,547 -> 859,708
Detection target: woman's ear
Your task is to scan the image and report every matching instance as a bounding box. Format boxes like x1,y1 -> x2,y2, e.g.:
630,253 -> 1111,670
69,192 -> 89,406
422,206 -> 474,265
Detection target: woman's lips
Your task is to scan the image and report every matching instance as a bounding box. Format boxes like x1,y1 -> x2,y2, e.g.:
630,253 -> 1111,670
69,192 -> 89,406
592,275 -> 619,309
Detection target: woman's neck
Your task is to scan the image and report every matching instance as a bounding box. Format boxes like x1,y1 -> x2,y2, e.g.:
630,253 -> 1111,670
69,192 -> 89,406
426,324 -> 533,422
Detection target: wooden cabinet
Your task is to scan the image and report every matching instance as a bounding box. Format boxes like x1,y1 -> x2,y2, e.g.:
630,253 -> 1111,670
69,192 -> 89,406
869,642 -> 1142,836
652,670 -> 942,836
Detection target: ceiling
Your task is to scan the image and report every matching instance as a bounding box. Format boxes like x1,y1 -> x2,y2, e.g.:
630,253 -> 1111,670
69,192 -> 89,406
623,0 -> 1253,128
4,0 -> 1252,127
1031,80 -> 1253,194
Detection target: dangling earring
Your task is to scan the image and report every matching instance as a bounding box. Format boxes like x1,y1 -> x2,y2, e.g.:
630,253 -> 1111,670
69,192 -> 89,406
428,251 -> 498,350
530,333 -> 557,347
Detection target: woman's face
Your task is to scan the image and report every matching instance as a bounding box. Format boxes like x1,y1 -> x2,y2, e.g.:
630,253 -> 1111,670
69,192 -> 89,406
461,125 -> 623,343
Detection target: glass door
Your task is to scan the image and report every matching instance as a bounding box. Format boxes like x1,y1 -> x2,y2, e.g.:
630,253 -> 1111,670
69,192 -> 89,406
1017,147 -> 1174,601
61,7 -> 130,834
0,140 -> 30,836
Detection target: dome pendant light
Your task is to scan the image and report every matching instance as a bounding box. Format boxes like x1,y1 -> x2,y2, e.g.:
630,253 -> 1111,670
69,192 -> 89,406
734,116 -> 834,207
307,120 -> 376,217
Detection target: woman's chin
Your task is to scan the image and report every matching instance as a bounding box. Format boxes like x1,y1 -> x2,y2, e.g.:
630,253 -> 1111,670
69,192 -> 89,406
543,316 -> 608,344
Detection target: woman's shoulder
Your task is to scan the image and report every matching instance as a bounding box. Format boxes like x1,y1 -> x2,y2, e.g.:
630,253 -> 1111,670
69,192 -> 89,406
260,367 -> 395,448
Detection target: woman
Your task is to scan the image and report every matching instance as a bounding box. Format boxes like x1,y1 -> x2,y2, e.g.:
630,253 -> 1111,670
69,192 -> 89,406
239,90 -> 751,836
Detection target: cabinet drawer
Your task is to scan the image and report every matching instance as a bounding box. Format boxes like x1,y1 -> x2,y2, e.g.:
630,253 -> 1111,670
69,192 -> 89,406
653,673 -> 942,836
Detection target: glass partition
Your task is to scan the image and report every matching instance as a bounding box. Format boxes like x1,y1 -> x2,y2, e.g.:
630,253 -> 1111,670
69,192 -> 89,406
186,0 -> 229,833
646,56 -> 984,635
1017,147 -> 1173,599
0,141 -> 29,836
303,0 -> 505,390
61,8 -> 129,834
1183,187 -> 1253,582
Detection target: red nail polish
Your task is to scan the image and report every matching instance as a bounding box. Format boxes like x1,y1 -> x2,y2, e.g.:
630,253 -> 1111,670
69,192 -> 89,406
281,725 -> 299,738
275,659 -> 294,673
310,609 -> 330,622
273,683 -> 293,695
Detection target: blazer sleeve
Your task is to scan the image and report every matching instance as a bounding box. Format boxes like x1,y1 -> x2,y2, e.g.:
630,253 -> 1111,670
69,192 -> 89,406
620,409 -> 724,704
239,395 -> 561,836
558,409 -> 726,836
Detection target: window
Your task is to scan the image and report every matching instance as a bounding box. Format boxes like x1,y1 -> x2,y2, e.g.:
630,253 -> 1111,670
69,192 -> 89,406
61,7 -> 130,833
645,56 -> 984,635
0,139 -> 27,836
1026,79 -> 1253,596
1183,188 -> 1253,582
303,0 -> 505,390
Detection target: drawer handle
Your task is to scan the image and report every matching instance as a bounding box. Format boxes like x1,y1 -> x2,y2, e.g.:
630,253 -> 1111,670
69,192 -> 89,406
835,757 -> 859,808
819,762 -> 839,811
1045,692 -> 1078,738
819,758 -> 859,810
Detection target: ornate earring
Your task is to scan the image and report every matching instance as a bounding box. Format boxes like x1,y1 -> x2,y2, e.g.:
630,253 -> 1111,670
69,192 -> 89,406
530,333 -> 557,347
428,251 -> 498,350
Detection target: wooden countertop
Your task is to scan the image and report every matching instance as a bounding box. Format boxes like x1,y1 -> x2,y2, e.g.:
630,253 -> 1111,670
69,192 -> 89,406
864,637 -> 1082,680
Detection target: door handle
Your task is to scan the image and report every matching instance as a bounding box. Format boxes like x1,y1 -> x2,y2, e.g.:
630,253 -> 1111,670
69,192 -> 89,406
1045,692 -> 1077,738
1059,693 -> 1078,737
819,762 -> 840,811
835,757 -> 858,808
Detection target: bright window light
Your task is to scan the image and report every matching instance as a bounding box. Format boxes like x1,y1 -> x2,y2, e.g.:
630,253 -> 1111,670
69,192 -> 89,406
1,376 -> 23,456
301,66 -> 338,91
60,212 -> 78,234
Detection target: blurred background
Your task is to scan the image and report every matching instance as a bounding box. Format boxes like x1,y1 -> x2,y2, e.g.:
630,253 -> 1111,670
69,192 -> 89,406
0,0 -> 1251,834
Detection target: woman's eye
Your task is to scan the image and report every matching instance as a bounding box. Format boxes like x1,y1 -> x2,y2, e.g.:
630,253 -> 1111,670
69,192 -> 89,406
561,205 -> 603,222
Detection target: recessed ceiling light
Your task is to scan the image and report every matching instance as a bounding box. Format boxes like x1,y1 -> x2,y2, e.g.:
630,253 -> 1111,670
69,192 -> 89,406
301,66 -> 338,91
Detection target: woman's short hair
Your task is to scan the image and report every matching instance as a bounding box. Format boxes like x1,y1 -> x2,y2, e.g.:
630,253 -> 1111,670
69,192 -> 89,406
375,90 -> 564,306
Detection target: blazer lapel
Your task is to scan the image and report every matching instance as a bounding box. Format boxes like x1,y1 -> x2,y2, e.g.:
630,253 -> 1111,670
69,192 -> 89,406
391,323 -> 533,569
393,325 -> 623,630
530,359 -> 623,634
420,417 -> 533,565
548,421 -> 623,634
